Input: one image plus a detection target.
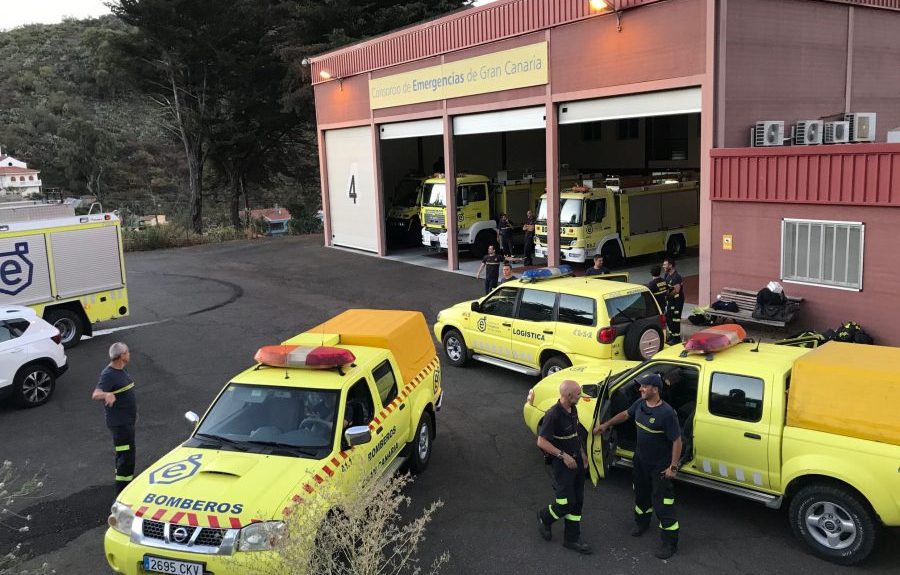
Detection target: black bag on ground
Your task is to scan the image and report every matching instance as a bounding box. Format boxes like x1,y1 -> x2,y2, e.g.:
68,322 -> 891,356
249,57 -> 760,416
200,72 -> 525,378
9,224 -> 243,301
711,300 -> 739,313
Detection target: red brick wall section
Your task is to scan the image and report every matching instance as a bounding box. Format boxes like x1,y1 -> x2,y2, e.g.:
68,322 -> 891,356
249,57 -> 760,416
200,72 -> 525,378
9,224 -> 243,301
711,144 -> 900,206
710,201 -> 900,346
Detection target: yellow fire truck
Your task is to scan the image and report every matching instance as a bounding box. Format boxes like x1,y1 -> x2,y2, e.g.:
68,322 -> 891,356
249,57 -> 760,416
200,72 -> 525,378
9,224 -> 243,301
0,212 -> 129,347
534,178 -> 700,265
420,172 -> 577,257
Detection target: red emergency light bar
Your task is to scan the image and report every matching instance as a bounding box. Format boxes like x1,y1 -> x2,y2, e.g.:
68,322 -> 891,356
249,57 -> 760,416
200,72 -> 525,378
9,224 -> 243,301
683,324 -> 747,355
254,345 -> 355,369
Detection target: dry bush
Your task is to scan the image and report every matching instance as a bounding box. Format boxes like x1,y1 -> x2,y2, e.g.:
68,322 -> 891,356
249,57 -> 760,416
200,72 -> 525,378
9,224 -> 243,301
245,472 -> 447,575
0,461 -> 52,575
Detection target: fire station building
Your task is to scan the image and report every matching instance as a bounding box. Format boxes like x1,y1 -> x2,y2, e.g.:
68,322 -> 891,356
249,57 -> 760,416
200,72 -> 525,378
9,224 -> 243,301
309,0 -> 900,344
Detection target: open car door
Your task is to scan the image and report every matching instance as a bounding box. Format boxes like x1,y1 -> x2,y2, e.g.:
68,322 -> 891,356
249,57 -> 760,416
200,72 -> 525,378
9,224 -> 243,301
586,376 -> 617,485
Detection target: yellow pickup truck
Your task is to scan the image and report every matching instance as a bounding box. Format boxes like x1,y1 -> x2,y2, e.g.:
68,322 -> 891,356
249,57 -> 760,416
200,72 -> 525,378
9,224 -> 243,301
523,335 -> 900,565
104,310 -> 442,575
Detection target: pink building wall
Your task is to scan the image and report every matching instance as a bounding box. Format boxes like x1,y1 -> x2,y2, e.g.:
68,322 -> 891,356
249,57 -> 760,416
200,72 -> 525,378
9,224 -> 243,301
710,200 -> 900,345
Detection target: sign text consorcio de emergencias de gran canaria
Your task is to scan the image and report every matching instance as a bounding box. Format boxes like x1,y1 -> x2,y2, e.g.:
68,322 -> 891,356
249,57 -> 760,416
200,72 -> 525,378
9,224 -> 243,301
370,55 -> 544,99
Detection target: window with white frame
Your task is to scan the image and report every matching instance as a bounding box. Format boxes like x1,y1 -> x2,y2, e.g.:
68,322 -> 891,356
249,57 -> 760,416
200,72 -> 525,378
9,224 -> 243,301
781,219 -> 864,290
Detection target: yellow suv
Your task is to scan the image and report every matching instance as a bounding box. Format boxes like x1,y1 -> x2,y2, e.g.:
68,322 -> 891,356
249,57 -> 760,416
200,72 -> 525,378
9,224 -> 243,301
434,266 -> 665,378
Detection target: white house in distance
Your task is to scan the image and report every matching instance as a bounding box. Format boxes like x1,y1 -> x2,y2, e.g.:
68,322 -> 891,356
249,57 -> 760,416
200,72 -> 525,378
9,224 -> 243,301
0,150 -> 42,198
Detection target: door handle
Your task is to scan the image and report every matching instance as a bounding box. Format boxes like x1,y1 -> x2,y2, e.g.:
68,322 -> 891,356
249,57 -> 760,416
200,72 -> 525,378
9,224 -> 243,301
398,403 -> 406,411
376,426 -> 383,435
744,432 -> 761,440
476,212 -> 482,218
502,322 -> 512,327
543,330 -> 554,334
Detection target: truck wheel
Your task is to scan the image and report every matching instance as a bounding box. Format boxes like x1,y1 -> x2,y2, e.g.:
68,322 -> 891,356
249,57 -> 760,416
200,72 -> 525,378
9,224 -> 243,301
408,414 -> 434,474
442,329 -> 469,367
406,217 -> 421,245
600,243 -> 623,268
13,363 -> 56,408
541,355 -> 571,378
667,235 -> 686,257
45,309 -> 83,348
623,318 -> 664,360
471,231 -> 493,258
789,483 -> 879,565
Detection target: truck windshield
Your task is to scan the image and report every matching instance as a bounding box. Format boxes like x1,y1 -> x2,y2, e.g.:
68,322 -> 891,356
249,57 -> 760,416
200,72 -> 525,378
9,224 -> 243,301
192,384 -> 339,458
423,183 -> 447,207
536,198 -> 583,226
394,179 -> 422,208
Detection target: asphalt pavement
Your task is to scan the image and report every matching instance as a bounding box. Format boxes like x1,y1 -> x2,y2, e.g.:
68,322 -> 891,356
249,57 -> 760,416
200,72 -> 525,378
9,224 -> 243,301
1,235 -> 897,574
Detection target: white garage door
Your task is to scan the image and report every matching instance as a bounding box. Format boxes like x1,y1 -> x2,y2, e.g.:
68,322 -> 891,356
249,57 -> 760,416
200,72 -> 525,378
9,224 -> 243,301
379,118 -> 443,140
325,126 -> 378,252
558,87 -> 701,124
453,106 -> 546,135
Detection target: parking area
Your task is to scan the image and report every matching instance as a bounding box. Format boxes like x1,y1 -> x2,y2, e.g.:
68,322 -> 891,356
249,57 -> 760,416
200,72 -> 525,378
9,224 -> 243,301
2,236 -> 897,574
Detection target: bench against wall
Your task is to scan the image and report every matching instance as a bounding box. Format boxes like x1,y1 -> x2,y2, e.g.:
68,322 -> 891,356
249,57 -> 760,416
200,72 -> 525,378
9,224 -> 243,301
707,287 -> 803,328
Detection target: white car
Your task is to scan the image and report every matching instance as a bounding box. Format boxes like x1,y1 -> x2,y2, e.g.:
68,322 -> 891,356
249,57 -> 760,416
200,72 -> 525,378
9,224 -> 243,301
0,306 -> 68,408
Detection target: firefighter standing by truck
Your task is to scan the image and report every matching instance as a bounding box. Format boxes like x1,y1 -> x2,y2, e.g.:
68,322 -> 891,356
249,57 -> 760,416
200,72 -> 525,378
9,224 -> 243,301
91,342 -> 137,495
595,373 -> 682,560
536,380 -> 592,555
646,265 -> 668,311
663,259 -> 684,345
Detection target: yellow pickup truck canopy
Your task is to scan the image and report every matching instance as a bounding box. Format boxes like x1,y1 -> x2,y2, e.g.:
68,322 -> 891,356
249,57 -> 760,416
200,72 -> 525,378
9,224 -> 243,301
787,341 -> 900,446
310,309 -> 436,383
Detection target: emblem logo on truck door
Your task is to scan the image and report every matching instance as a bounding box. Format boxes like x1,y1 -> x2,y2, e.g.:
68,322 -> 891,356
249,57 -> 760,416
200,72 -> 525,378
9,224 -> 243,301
0,242 -> 33,296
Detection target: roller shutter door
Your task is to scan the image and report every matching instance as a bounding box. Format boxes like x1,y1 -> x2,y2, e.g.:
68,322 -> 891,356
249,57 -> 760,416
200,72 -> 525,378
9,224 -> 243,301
453,106 -> 546,136
558,87 -> 701,124
325,126 -> 378,252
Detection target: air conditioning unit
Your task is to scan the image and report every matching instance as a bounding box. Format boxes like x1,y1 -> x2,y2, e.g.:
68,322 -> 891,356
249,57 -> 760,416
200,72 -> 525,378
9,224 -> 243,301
844,113 -> 876,142
752,121 -> 785,147
823,121 -> 850,144
792,120 -> 823,145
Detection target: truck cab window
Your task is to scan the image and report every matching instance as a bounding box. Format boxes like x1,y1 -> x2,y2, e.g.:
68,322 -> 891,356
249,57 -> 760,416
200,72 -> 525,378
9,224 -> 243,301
372,360 -> 398,405
709,372 -> 764,422
480,287 -> 518,318
345,378 -> 375,428
584,199 -> 606,224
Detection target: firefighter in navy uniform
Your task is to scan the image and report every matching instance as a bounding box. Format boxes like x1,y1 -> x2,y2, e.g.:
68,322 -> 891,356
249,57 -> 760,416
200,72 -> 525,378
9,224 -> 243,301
92,342 -> 137,495
595,372 -> 682,560
646,264 -> 668,312
663,258 -> 684,345
535,380 -> 592,554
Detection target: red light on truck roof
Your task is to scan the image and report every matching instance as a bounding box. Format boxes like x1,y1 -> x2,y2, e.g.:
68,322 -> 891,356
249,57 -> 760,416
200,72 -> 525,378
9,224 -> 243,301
254,345 -> 356,369
683,324 -> 746,355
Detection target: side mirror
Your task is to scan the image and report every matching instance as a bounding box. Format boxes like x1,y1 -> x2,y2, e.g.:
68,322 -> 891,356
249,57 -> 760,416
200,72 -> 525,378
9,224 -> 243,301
185,411 -> 200,426
344,425 -> 372,447
470,301 -> 481,312
581,384 -> 600,399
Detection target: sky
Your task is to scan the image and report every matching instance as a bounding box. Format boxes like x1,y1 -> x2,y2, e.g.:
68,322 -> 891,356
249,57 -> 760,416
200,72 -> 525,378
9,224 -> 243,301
0,0 -> 496,32
1,0 -> 111,31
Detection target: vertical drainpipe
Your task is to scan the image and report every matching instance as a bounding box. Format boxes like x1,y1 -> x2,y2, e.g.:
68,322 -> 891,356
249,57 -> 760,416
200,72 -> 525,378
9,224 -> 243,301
443,113 -> 459,271
545,30 -> 560,268
371,78 -> 387,257
317,128 -> 332,247
699,0 -> 718,306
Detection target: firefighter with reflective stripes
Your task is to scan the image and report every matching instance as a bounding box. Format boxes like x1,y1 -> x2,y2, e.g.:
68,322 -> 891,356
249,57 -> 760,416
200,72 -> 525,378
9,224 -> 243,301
646,264 -> 668,312
536,379 -> 592,555
596,372 -> 682,559
663,258 -> 684,345
92,342 -> 137,495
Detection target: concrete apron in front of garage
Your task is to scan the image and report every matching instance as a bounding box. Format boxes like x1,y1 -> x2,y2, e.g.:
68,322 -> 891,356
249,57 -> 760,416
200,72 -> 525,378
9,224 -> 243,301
353,245 -> 698,297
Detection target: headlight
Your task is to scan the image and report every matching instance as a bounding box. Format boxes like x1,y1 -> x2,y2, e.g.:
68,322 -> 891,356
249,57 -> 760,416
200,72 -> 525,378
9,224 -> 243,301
237,521 -> 286,552
108,501 -> 135,536
569,239 -> 578,248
